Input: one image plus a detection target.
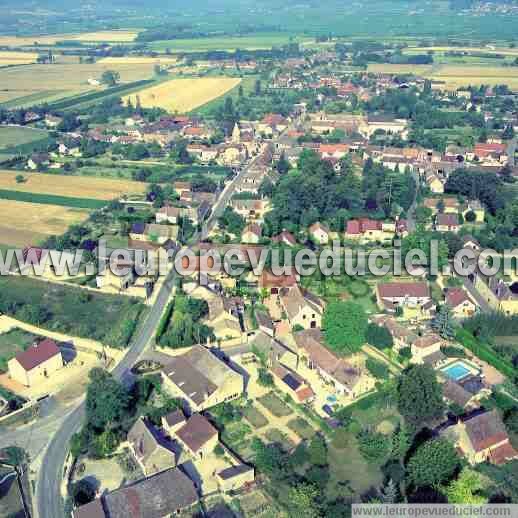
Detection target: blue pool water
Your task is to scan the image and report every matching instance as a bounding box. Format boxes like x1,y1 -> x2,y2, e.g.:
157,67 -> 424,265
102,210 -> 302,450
327,395 -> 338,404
442,362 -> 472,381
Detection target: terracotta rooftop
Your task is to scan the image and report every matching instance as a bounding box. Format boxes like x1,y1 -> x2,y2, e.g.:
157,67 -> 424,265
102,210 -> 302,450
73,499 -> 106,518
489,441 -> 518,465
377,282 -> 430,299
413,334 -> 442,349
176,413 -> 218,454
14,339 -> 60,372
464,410 -> 510,453
436,213 -> 459,227
446,288 -> 474,309
103,468 -> 197,517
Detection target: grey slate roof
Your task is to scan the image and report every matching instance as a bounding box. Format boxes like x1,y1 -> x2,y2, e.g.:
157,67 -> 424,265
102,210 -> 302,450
103,468 -> 198,518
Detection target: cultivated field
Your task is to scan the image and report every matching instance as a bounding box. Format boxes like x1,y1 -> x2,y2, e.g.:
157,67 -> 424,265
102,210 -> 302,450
368,63 -> 518,88
0,200 -> 89,247
0,30 -> 139,47
97,56 -> 177,65
367,64 -> 434,75
0,51 -> 38,67
0,171 -> 146,200
428,65 -> 518,89
150,33 -> 310,53
124,77 -> 241,112
0,126 -> 49,150
0,63 -> 155,107
403,46 -> 518,57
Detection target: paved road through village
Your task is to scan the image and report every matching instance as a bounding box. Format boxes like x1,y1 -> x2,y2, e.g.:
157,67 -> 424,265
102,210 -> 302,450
35,136 -> 282,518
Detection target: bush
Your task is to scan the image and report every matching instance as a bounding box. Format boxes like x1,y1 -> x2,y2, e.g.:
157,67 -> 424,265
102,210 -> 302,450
258,368 -> 274,387
441,345 -> 466,358
72,479 -> 96,506
357,429 -> 391,463
214,444 -> 225,457
366,323 -> 394,350
366,357 -> 390,380
398,347 -> 412,361
456,329 -> 515,378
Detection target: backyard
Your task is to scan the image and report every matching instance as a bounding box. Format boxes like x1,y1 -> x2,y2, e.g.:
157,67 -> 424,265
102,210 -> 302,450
0,328 -> 39,373
0,276 -> 144,347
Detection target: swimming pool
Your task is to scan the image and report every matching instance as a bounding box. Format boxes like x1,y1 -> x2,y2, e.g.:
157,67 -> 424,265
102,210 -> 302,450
441,361 -> 474,381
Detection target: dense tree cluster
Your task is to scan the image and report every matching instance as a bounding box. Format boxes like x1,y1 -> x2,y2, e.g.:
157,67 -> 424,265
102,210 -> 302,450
264,150 -> 415,234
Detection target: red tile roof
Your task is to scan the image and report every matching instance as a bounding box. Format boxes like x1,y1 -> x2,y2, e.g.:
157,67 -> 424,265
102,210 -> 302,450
15,339 -> 60,372
272,231 -> 297,246
346,218 -> 382,235
446,288 -> 474,309
464,410 -> 510,453
413,334 -> 442,349
436,213 -> 459,227
296,386 -> 315,403
176,414 -> 218,454
474,143 -> 506,156
319,144 -> 349,154
377,282 -> 430,299
259,269 -> 298,289
489,441 -> 518,465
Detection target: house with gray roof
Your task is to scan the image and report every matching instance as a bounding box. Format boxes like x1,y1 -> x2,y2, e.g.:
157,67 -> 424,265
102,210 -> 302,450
161,345 -> 244,413
127,418 -> 178,476
74,467 -> 198,518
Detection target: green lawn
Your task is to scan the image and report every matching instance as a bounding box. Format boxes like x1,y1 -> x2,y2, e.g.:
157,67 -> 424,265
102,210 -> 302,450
0,329 -> 39,373
0,276 -> 144,348
286,417 -> 316,440
327,437 -> 384,499
257,392 -> 293,418
242,404 -> 268,429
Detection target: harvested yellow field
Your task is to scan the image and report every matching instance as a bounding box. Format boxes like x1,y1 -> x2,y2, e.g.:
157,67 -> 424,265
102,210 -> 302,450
0,172 -> 146,200
0,200 -> 89,247
427,65 -> 518,89
124,77 -> 242,113
0,51 -> 38,67
367,64 -> 434,75
0,63 -> 154,90
0,63 -> 155,106
68,30 -> 139,42
0,30 -> 139,47
368,63 -> 518,89
98,56 -> 177,65
404,46 -> 518,57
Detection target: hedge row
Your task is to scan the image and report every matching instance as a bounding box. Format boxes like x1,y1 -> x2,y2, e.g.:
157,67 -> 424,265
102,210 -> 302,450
456,328 -> 515,378
48,79 -> 154,111
0,189 -> 106,209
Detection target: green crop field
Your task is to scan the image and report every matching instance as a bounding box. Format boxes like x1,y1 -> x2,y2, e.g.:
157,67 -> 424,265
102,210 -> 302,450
0,189 -> 107,209
150,33 -> 310,53
0,126 -> 50,150
0,126 -> 51,162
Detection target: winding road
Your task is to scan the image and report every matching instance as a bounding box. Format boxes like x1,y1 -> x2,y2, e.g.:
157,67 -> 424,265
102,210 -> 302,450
36,266 -> 177,518
35,138 -> 279,518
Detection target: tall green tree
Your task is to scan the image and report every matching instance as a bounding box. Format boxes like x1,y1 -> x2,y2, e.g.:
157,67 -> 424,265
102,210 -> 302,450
431,304 -> 455,340
445,468 -> 488,504
397,365 -> 445,425
85,368 -> 130,431
366,323 -> 394,350
323,301 -> 368,355
407,438 -> 460,487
